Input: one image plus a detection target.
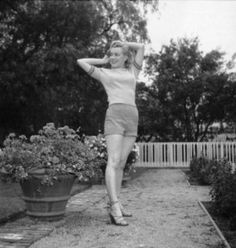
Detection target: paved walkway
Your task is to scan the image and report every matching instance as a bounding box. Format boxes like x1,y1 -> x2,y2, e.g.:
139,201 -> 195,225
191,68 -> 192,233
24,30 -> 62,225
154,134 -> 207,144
0,169 -> 223,248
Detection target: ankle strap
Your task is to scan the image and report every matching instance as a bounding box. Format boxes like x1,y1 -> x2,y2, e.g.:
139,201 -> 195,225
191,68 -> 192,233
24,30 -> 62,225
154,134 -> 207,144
110,200 -> 119,206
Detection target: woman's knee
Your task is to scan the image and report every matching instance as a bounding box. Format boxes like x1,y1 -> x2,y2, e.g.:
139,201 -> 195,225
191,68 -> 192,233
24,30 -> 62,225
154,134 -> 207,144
107,155 -> 121,169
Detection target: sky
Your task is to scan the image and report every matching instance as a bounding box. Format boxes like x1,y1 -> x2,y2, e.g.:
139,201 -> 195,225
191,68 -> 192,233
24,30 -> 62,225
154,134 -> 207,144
146,0 -> 236,62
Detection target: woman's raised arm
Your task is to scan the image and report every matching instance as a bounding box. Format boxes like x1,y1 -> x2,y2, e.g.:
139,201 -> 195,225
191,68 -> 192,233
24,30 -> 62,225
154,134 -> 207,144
76,56 -> 109,80
125,42 -> 145,69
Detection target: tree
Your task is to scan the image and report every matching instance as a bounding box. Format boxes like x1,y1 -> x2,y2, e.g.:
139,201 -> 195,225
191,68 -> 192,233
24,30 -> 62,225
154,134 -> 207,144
144,37 -> 233,141
0,0 -> 158,142
224,53 -> 236,127
136,82 -> 164,141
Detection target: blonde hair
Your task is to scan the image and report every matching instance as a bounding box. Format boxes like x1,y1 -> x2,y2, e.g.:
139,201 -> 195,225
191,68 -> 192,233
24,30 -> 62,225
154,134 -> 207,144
109,40 -> 133,68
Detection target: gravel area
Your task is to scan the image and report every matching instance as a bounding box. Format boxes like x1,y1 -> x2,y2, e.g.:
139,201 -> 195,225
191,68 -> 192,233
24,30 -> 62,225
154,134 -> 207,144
29,169 -> 224,248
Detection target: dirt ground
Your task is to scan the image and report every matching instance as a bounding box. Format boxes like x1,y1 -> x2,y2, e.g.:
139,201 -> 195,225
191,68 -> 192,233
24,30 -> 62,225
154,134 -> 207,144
30,169 -> 223,248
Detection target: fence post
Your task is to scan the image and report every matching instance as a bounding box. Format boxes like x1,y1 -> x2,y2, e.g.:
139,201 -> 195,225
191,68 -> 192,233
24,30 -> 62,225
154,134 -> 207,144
220,142 -> 224,159
169,143 -> 173,166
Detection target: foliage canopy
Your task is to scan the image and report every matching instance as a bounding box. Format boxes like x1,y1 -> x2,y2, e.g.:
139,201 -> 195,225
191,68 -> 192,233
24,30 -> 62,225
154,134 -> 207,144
0,0 -> 157,142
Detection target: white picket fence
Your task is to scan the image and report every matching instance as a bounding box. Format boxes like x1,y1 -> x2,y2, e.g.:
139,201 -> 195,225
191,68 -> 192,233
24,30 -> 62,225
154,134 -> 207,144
135,142 -> 236,169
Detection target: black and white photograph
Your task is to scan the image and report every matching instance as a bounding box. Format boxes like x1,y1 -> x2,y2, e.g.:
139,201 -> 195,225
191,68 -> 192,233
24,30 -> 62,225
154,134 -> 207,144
0,0 -> 236,247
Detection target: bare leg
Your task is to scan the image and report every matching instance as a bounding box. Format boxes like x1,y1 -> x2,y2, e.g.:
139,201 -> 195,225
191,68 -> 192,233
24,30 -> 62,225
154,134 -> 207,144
115,136 -> 136,198
105,134 -> 123,215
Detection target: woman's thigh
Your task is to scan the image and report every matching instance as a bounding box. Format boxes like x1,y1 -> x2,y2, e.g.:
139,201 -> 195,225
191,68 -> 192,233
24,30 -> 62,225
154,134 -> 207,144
106,134 -> 124,167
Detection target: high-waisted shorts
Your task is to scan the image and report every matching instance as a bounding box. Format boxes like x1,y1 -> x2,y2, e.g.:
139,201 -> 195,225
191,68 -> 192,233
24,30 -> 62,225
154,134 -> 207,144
104,103 -> 139,137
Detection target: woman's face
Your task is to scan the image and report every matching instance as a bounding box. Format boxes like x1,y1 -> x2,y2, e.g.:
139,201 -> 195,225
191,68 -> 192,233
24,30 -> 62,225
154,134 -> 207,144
109,47 -> 127,68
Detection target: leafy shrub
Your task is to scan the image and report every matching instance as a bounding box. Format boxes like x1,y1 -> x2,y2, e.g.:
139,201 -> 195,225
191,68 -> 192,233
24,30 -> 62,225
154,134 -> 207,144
210,160 -> 236,218
0,123 -> 101,185
190,156 -> 219,185
85,134 -> 107,175
124,144 -> 140,175
190,156 -> 236,230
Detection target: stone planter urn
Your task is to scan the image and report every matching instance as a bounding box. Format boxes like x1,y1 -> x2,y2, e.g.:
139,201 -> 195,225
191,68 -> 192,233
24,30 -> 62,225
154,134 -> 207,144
20,170 -> 76,221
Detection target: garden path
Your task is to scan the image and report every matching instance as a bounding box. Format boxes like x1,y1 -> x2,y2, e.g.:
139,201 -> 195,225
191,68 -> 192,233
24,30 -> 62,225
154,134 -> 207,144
29,169 -> 223,248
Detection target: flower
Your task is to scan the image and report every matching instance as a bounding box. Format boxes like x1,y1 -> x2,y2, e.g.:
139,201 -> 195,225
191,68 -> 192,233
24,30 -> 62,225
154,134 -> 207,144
0,123 -> 101,185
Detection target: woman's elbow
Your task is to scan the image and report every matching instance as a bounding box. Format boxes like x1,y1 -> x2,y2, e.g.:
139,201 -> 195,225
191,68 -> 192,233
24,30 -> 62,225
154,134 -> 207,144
137,44 -> 145,53
77,59 -> 86,67
140,44 -> 145,50
77,59 -> 82,65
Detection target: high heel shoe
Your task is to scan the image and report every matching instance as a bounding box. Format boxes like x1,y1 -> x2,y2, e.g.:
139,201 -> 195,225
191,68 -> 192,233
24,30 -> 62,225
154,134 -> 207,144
107,201 -> 132,218
109,213 -> 129,226
109,201 -> 128,226
120,204 -> 132,217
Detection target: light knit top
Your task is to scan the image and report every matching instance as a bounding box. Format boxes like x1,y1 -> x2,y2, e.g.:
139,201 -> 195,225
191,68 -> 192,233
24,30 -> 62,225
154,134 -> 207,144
89,65 -> 141,107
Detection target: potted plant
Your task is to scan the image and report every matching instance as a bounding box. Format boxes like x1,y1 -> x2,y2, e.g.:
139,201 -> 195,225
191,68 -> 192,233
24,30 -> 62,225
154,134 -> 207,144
86,134 -> 139,184
0,123 -> 100,220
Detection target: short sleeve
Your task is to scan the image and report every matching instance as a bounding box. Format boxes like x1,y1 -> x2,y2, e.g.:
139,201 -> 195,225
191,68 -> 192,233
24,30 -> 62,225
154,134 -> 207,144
88,66 -> 108,83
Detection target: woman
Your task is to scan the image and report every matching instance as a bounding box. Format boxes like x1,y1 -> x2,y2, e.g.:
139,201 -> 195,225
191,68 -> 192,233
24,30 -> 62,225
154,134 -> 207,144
77,41 -> 144,226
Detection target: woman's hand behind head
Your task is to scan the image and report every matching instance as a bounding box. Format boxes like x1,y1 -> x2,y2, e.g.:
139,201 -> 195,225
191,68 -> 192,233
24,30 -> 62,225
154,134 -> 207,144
102,55 -> 110,64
